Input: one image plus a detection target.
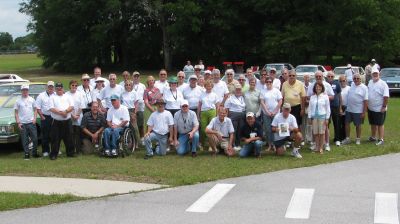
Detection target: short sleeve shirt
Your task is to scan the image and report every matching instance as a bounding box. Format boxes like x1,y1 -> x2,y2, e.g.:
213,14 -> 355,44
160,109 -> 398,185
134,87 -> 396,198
173,110 -> 199,134
212,81 -> 229,100
346,83 -> 368,113
224,95 -> 245,112
14,96 -> 36,124
147,110 -> 174,135
281,80 -> 306,106
66,91 -> 86,125
35,91 -> 55,116
368,79 -> 389,112
144,87 -> 162,106
182,85 -> 204,109
121,90 -> 138,109
106,105 -> 129,127
163,88 -> 184,110
77,85 -> 94,109
227,80 -> 240,94
271,113 -> 298,141
240,121 -> 263,139
133,83 -> 146,111
49,93 -> 74,121
206,117 -> 235,138
98,84 -> 124,109
154,80 -> 169,94
261,88 -> 282,113
244,89 -> 260,114
200,91 -> 220,111
81,112 -> 106,136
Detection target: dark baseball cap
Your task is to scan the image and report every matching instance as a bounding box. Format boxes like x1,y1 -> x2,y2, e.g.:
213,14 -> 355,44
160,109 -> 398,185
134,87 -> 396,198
55,82 -> 63,88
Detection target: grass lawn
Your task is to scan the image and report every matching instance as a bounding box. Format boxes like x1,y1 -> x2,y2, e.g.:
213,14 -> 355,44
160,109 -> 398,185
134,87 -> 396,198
0,54 -> 43,72
0,192 -> 83,211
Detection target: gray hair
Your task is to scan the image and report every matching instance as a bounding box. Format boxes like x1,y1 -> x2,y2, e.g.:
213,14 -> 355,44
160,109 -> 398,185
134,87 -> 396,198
212,69 -> 221,75
225,68 -> 235,75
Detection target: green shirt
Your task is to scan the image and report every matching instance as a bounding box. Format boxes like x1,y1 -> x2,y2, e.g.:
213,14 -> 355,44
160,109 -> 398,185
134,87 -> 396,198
244,89 -> 260,114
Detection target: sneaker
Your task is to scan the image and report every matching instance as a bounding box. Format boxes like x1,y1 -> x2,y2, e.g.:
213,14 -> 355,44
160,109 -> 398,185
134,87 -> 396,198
368,136 -> 377,142
342,138 -> 351,145
43,152 -> 49,157
355,138 -> 361,145
104,149 -> 110,156
376,139 -> 384,146
233,146 -> 241,151
191,152 -> 197,158
111,149 -> 117,156
166,147 -> 170,152
24,154 -> 30,160
58,150 -> 62,155
324,144 -> 331,152
335,141 -> 341,146
291,149 -> 302,159
141,138 -> 145,146
309,142 -> 315,151
301,141 -> 305,146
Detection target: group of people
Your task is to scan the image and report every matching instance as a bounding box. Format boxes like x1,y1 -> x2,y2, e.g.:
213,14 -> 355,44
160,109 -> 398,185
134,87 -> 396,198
15,61 -> 389,160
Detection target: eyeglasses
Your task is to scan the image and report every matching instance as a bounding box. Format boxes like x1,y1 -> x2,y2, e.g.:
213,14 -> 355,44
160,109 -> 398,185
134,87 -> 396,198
238,79 -> 245,81
339,80 -> 346,82
327,76 -> 334,78
109,78 -> 116,80
266,81 -> 272,83
160,73 -> 167,76
181,105 -> 188,108
289,75 -> 296,77
227,73 -> 233,76
261,73 -> 268,76
178,76 -> 184,78
71,85 -> 78,87
353,78 -> 361,80
315,76 -> 322,78
83,79 -> 90,81
125,84 -> 131,86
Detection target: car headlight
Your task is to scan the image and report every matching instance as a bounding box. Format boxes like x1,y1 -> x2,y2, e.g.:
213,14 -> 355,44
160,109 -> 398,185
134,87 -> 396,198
0,125 -> 15,134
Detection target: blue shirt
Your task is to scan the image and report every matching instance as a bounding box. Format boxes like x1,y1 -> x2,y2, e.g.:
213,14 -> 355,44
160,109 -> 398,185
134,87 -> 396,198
329,80 -> 341,107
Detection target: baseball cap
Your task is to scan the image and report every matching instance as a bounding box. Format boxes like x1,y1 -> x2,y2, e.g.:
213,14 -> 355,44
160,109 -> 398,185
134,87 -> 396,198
270,68 -> 277,72
55,82 -> 63,88
347,64 -> 352,68
371,58 -> 376,62
132,71 -> 140,76
234,83 -> 242,89
21,84 -> 29,90
189,75 -> 198,80
110,94 -> 120,100
282,103 -> 291,110
246,112 -> 255,117
372,68 -> 380,74
180,100 -> 189,107
47,81 -> 55,86
81,74 -> 90,80
95,77 -> 105,82
204,70 -> 212,75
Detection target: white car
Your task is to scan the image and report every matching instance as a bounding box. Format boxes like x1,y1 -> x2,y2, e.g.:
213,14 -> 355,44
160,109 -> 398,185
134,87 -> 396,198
0,74 -> 29,84
295,65 -> 328,81
333,66 -> 366,83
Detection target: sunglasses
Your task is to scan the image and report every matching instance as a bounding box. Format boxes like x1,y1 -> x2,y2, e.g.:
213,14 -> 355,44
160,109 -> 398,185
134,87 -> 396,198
181,105 -> 188,108
339,80 -> 346,82
178,76 -> 184,78
125,84 -> 131,86
315,76 -> 322,78
238,79 -> 245,81
83,79 -> 90,81
71,85 -> 78,87
353,78 -> 360,80
160,73 -> 167,76
109,78 -> 116,80
266,81 -> 272,83
227,73 -> 233,76
327,76 -> 334,78
289,75 -> 296,77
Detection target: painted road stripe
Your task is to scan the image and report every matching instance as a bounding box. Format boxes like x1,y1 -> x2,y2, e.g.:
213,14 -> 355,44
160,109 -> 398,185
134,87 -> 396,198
186,183 -> 236,213
285,188 -> 315,219
374,192 -> 399,224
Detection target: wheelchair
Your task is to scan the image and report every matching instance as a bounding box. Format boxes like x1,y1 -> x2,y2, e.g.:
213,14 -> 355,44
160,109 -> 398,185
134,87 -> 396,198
98,127 -> 136,158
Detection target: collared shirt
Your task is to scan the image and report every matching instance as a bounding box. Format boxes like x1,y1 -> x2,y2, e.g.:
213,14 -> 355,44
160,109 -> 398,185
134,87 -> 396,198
177,83 -> 189,92
106,105 -> 129,127
98,84 -> 124,109
173,110 -> 199,134
308,93 -> 331,119
77,85 -> 94,109
163,88 -> 184,110
183,65 -> 194,72
144,87 -> 162,106
200,91 -> 220,111
66,91 -> 86,125
206,117 -> 235,138
147,110 -> 174,135
368,79 -> 389,112
91,87 -> 105,107
154,80 -> 169,94
212,81 -> 229,100
182,85 -> 203,109
121,90 -> 138,109
14,96 -> 36,124
133,82 -> 146,112
226,80 -> 240,94
328,80 -> 342,107
256,81 -> 267,92
341,86 -> 350,106
272,78 -> 281,90
49,93 -> 74,121
345,68 -> 354,81
224,95 -> 245,113
240,121 -> 263,140
244,89 -> 260,114
272,112 -> 298,141
81,112 -> 106,136
347,83 -> 368,113
35,91 -> 55,116
261,87 -> 282,114
281,80 -> 306,106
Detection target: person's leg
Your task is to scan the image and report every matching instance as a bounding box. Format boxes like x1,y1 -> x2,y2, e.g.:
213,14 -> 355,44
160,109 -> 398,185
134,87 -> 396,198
229,112 -> 240,147
239,143 -> 252,158
130,111 -> 140,148
136,111 -> 144,138
191,131 -> 200,152
331,107 -> 340,142
355,125 -> 362,139
144,132 -> 157,156
254,140 -> 263,157
50,120 -> 61,158
200,111 -> 208,146
111,127 -> 124,150
41,115 -> 52,154
314,134 -> 319,152
177,134 -> 189,155
20,124 -> 30,156
81,138 -> 95,154
207,133 -> 219,153
63,120 -> 75,156
156,133 -> 168,156
378,125 -> 384,140
103,128 -> 112,150
27,123 -> 38,156
370,125 -> 377,139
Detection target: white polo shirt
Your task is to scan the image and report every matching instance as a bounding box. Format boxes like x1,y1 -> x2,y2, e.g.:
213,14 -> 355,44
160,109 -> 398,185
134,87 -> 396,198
154,80 -> 169,94
200,91 -> 220,111
261,88 -> 282,114
224,95 -> 245,113
177,83 -> 189,92
77,85 -> 94,109
107,104 -> 129,127
147,110 -> 174,135
341,86 -> 350,106
271,112 -> 298,141
256,81 -> 267,92
182,85 -> 204,109
206,117 -> 235,138
49,93 -> 74,121
212,81 -> 229,100
272,78 -> 281,90
98,84 -> 124,109
66,91 -> 86,125
133,82 -> 146,112
368,79 -> 389,112
121,90 -> 138,109
347,83 -> 368,113
163,88 -> 184,110
35,91 -> 55,116
14,96 -> 36,124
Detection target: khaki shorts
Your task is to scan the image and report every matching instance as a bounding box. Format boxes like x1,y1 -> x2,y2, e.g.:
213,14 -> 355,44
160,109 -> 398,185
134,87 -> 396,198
207,134 -> 234,156
312,119 -> 326,135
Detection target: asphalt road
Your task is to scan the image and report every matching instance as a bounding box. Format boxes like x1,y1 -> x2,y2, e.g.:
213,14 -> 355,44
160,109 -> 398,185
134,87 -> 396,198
1,153 -> 400,224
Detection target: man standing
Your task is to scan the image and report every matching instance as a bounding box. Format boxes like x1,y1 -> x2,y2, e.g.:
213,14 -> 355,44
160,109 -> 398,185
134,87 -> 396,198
326,71 -> 342,147
66,80 -> 85,154
132,71 -> 146,144
365,62 -> 372,84
367,69 -> 389,146
144,99 -> 174,159
14,84 -> 38,159
81,101 -> 106,154
97,73 -> 124,113
103,95 -> 129,156
90,66 -> 109,87
269,68 -> 281,90
173,100 -> 199,157
205,107 -> 235,156
77,74 -> 93,114
371,59 -> 380,71
212,69 -> 229,103
225,69 -> 240,94
35,81 -> 55,157
49,82 -> 75,159
182,75 -> 203,113
183,61 -> 194,73
342,74 -> 368,145
155,69 -> 169,94
345,64 -> 354,86
177,71 -> 188,91
239,112 -> 263,158
281,70 -> 306,127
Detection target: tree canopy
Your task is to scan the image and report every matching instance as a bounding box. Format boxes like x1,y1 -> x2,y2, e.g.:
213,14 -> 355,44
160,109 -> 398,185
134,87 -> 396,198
20,0 -> 400,72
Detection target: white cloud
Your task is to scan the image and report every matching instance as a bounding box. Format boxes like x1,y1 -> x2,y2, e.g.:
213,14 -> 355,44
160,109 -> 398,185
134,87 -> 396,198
0,0 -> 30,39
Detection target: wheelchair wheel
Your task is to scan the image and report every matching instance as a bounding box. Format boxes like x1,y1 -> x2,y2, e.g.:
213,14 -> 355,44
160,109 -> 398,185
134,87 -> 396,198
119,128 -> 135,157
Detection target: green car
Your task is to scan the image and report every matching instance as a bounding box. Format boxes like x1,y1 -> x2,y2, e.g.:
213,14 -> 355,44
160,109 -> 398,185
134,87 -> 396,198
0,92 -> 43,147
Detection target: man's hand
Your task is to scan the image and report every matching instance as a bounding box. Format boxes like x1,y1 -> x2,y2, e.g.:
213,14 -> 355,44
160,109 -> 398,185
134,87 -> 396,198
169,137 -> 174,145
174,139 -> 179,146
92,132 -> 99,143
17,123 -> 23,130
217,132 -> 223,141
40,115 -> 45,120
361,113 -> 365,119
188,132 -> 194,140
32,119 -> 36,125
111,124 -> 118,129
144,132 -> 150,138
244,138 -> 252,144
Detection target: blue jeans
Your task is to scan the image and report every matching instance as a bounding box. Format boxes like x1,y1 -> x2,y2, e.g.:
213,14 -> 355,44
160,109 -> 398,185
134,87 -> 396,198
20,123 -> 38,155
263,114 -> 275,144
177,132 -> 199,155
103,127 -> 124,150
145,132 -> 168,156
239,140 -> 263,157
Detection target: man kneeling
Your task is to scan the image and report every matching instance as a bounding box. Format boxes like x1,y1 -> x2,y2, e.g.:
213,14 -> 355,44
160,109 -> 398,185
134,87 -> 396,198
104,95 -> 129,156
271,103 -> 303,158
205,107 -> 235,156
239,112 -> 263,158
81,102 -> 106,154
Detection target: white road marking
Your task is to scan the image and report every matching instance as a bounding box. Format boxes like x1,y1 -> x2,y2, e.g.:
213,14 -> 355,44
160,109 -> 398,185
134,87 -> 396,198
374,192 -> 399,224
186,183 -> 236,213
285,188 -> 315,219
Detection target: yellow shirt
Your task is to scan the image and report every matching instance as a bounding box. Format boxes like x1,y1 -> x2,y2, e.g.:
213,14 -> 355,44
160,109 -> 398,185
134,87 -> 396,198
281,80 -> 305,106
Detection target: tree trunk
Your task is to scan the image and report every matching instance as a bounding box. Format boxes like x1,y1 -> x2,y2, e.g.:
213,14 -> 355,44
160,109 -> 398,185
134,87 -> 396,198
160,14 -> 172,70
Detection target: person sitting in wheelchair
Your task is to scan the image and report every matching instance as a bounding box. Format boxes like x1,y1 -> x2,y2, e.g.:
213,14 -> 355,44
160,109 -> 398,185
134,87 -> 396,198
104,94 -> 129,156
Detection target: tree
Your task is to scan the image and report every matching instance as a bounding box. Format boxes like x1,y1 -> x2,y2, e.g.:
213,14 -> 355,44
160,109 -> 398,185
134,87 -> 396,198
0,32 -> 13,50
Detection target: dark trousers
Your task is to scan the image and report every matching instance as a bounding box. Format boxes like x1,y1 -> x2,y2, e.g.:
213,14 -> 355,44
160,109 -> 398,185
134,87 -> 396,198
330,106 -> 341,142
338,106 -> 347,141
229,111 -> 245,147
50,119 -> 74,157
41,115 -> 53,153
72,125 -> 82,154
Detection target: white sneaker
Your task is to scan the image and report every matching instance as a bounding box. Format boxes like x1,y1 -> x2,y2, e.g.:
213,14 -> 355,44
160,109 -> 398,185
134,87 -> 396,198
141,138 -> 145,146
376,139 -> 384,146
43,152 -> 49,157
309,142 -> 315,151
324,144 -> 331,151
335,141 -> 341,146
166,147 -> 170,152
105,149 -> 110,156
291,149 -> 302,158
342,138 -> 351,145
233,146 -> 241,151
301,141 -> 305,146
58,150 -> 62,155
111,149 -> 117,156
355,138 -> 361,145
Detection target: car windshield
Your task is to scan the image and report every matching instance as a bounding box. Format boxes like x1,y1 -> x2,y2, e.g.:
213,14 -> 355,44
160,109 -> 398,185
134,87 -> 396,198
1,94 -> 39,108
333,68 -> 358,75
0,85 -> 20,96
380,69 -> 400,77
296,66 -> 317,73
266,64 -> 284,72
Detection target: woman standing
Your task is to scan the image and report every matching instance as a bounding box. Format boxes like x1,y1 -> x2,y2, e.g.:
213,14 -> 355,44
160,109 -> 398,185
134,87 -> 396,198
121,80 -> 140,149
91,77 -> 106,113
163,76 -> 184,117
338,75 -> 350,142
144,76 -> 162,113
260,77 -> 282,151
308,82 -> 331,154
224,83 -> 246,151
244,78 -> 261,123
197,80 -> 221,148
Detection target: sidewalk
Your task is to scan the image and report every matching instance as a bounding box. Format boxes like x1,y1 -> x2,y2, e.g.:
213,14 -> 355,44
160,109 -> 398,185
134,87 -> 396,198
0,176 -> 166,197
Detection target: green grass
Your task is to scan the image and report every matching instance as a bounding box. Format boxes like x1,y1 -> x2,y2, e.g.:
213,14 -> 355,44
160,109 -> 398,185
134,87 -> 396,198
0,192 -> 83,211
0,54 -> 43,71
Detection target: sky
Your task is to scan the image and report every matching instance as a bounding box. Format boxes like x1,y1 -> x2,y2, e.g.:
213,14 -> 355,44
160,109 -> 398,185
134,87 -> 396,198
0,0 -> 30,39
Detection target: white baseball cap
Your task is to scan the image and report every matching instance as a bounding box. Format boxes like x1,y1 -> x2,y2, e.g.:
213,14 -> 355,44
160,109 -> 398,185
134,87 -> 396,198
180,100 -> 189,106
21,84 -> 29,90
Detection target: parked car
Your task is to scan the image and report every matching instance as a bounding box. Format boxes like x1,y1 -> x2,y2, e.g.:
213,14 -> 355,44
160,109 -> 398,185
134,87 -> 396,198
0,74 -> 29,84
379,68 -> 400,94
0,93 -> 41,147
295,65 -> 328,81
0,82 -> 46,105
262,63 -> 294,77
333,66 -> 366,83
